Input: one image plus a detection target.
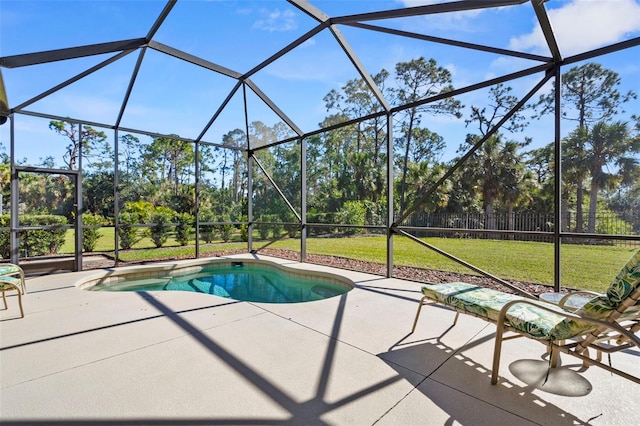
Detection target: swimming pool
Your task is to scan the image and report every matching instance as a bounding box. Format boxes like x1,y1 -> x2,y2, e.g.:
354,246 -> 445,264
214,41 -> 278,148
84,259 -> 353,303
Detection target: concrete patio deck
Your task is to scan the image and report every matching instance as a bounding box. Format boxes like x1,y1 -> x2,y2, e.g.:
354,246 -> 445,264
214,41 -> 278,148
1,254 -> 637,425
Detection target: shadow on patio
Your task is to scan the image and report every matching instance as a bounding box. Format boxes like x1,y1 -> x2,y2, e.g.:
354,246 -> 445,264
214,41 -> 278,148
1,258 -> 637,425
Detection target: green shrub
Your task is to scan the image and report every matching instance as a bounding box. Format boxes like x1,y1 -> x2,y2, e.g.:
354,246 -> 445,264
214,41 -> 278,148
270,215 -> 284,238
336,201 -> 366,235
23,215 -> 68,255
239,215 -> 248,242
82,212 -> 106,252
0,214 -> 67,258
0,215 -> 9,259
199,209 -> 217,243
174,212 -> 194,246
257,215 -> 271,240
363,198 -> 386,228
283,212 -> 299,238
217,215 -> 233,243
307,209 -> 336,235
118,211 -> 141,250
148,207 -> 175,248
121,200 -> 155,223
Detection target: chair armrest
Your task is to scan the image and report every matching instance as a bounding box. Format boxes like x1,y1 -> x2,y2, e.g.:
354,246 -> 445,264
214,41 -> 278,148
558,291 -> 601,310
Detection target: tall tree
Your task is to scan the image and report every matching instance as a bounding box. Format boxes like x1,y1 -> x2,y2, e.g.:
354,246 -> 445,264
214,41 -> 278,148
461,83 -> 530,229
459,134 -> 530,230
400,161 -> 451,215
393,57 -> 462,215
271,140 -> 301,217
465,83 -> 528,135
526,143 -> 554,185
584,121 -> 640,233
83,171 -> 114,216
118,134 -> 140,179
524,143 -> 556,214
250,121 -> 281,216
220,129 -> 246,204
140,135 -> 194,196
497,139 -> 534,233
323,70 -> 390,203
49,120 -> 109,171
534,63 -> 637,232
318,115 -> 359,206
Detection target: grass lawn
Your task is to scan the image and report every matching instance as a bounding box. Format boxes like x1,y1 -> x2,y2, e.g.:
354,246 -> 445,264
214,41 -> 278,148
61,228 -> 637,292
270,236 -> 635,292
60,228 -> 246,262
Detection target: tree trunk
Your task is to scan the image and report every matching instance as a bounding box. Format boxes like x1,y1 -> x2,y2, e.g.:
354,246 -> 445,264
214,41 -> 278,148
588,177 -> 599,233
399,111 -> 416,216
576,181 -> 584,232
485,202 -> 496,233
233,153 -> 240,202
220,151 -> 227,193
561,190 -> 569,231
507,202 -> 514,240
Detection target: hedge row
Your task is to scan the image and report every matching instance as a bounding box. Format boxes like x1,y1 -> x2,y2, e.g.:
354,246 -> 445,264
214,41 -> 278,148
0,214 -> 68,259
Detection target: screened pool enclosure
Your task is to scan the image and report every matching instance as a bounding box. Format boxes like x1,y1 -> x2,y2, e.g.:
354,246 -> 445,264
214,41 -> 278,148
1,0 -> 639,294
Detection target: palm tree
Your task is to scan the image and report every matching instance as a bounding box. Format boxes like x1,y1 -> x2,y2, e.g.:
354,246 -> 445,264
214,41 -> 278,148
462,134 -> 530,232
393,57 -> 462,216
462,135 -> 502,230
585,121 -> 640,233
533,63 -> 637,232
498,140 -> 534,235
461,83 -> 530,231
401,161 -> 451,215
561,128 -> 590,231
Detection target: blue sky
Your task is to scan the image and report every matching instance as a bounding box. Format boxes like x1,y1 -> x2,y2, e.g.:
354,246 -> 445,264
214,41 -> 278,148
1,0 -> 639,168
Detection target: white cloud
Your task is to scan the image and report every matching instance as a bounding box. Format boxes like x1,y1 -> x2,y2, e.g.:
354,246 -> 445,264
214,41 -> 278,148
510,0 -> 640,56
300,38 -> 316,48
487,56 -> 537,78
253,8 -> 297,32
395,0 -> 482,14
396,0 -> 432,5
395,0 -> 489,29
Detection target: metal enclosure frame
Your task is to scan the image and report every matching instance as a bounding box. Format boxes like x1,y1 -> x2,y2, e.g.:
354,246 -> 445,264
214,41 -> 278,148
0,0 -> 639,291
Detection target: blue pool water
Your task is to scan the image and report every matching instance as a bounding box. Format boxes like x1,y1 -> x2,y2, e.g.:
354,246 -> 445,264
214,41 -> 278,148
88,262 -> 352,303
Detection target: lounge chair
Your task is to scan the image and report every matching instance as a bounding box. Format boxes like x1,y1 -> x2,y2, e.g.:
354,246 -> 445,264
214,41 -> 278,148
411,250 -> 640,385
0,276 -> 24,318
0,263 -> 26,294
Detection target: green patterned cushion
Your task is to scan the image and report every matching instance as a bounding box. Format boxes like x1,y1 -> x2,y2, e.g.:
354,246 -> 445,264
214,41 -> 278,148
503,302 -> 583,340
547,251 -> 640,339
0,275 -> 22,288
606,250 -> 640,304
421,282 -> 524,322
0,264 -> 21,276
573,251 -> 640,321
421,253 -> 640,343
421,283 -> 577,340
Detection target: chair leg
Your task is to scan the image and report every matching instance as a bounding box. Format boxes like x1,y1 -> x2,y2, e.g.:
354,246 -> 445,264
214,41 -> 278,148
411,296 -> 428,333
0,284 -> 23,318
550,341 -> 561,368
15,285 -> 24,318
19,270 -> 26,294
12,284 -> 24,318
491,324 -> 506,385
584,348 -> 595,368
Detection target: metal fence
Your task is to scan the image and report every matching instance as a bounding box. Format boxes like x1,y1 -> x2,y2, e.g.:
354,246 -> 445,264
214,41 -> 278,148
402,211 -> 640,246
